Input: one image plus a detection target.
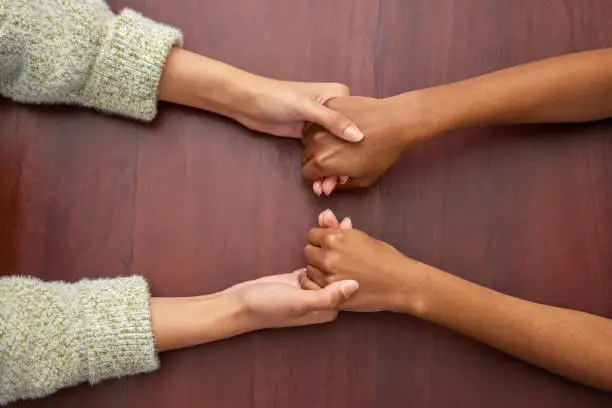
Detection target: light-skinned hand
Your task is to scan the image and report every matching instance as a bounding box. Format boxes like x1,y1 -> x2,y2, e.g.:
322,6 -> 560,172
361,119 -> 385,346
228,269 -> 359,329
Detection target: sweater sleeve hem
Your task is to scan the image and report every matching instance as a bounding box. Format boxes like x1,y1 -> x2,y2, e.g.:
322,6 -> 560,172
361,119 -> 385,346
82,9 -> 183,121
78,276 -> 160,383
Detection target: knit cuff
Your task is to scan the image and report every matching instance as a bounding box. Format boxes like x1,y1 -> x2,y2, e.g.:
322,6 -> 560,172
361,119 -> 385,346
77,276 -> 159,383
82,10 -> 183,121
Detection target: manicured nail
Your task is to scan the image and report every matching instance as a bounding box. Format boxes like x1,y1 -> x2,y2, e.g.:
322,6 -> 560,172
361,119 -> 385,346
344,125 -> 364,142
323,209 -> 334,224
323,179 -> 335,195
340,281 -> 359,298
340,217 -> 352,229
313,182 -> 322,196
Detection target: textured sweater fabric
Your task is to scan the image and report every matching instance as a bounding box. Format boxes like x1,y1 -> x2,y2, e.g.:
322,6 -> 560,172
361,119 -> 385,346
0,0 -> 182,404
0,276 -> 159,405
0,0 -> 183,120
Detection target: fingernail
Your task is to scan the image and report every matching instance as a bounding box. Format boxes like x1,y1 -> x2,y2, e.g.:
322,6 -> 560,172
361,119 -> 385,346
344,125 -> 363,142
313,182 -> 322,196
340,281 -> 359,298
323,179 -> 335,195
340,217 -> 352,229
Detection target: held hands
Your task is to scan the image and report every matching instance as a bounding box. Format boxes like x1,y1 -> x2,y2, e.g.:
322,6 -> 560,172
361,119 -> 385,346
227,269 -> 359,330
238,78 -> 364,142
302,210 -> 422,312
302,94 -> 440,195
158,49 -> 363,143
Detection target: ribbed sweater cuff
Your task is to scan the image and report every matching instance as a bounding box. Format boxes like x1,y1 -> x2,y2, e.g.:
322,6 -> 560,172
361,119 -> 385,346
77,276 -> 159,383
82,10 -> 183,121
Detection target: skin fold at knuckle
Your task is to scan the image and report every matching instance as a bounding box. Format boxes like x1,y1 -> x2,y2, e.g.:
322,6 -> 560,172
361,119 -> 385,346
321,251 -> 341,274
321,231 -> 341,248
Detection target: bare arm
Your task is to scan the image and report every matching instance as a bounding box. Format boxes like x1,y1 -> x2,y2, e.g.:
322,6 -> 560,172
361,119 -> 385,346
157,48 -> 363,141
0,272 -> 357,405
150,270 -> 359,352
303,48 -> 612,192
150,292 -> 249,352
399,263 -> 612,390
304,211 -> 612,390
419,47 -> 612,129
0,0 -> 361,141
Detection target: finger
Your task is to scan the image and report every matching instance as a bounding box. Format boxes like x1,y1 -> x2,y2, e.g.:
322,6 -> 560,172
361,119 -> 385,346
302,142 -> 315,164
299,279 -> 359,311
306,265 -> 327,287
313,180 -> 323,196
302,156 -> 324,181
325,176 -> 349,196
306,228 -> 327,247
319,209 -> 340,228
298,268 -> 322,290
302,157 -> 354,182
333,176 -> 377,191
306,102 -> 363,143
340,217 -> 353,229
322,176 -> 338,196
304,243 -> 326,269
301,122 -> 323,147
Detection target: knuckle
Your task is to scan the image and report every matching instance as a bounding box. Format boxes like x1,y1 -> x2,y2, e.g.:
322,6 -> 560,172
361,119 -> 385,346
321,232 -> 338,247
325,292 -> 338,307
312,130 -> 329,145
312,155 -> 326,172
321,252 -> 340,272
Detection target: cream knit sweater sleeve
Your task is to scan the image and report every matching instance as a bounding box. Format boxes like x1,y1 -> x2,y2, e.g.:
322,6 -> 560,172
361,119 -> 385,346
0,275 -> 159,405
0,0 -> 183,120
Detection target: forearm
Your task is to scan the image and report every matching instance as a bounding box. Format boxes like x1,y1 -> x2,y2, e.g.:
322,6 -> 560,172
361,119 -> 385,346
158,48 -> 260,122
395,262 -> 612,390
391,48 -> 612,139
150,290 -> 254,352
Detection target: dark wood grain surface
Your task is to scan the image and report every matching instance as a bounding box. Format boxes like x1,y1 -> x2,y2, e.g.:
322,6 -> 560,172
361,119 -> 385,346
2,0 -> 612,406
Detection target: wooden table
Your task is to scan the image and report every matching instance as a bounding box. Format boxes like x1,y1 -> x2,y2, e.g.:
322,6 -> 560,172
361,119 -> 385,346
3,0 -> 612,406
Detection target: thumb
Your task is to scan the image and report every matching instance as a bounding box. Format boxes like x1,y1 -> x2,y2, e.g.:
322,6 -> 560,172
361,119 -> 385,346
305,102 -> 363,143
300,280 -> 359,312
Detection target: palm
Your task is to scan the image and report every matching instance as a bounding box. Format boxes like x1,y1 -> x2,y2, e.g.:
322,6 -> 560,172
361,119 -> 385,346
236,80 -> 351,138
237,272 -> 338,328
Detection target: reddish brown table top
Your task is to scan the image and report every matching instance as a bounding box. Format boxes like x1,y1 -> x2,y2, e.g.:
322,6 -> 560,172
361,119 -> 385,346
2,1 -> 612,407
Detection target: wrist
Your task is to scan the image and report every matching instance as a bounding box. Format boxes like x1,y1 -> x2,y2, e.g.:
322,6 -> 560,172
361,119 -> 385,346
150,291 -> 251,352
201,290 -> 256,336
158,48 -> 260,120
381,89 -> 455,151
417,81 -> 492,132
386,259 -> 442,317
